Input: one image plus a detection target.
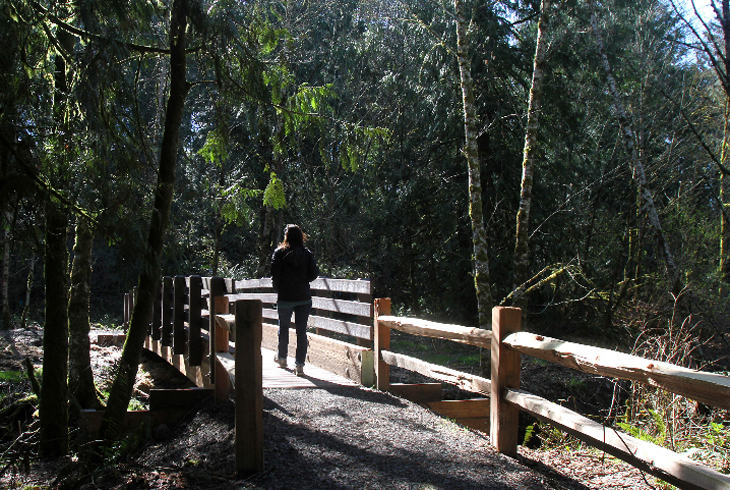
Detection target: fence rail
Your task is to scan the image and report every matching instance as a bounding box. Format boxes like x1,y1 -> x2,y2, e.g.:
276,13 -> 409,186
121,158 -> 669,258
374,300 -> 730,490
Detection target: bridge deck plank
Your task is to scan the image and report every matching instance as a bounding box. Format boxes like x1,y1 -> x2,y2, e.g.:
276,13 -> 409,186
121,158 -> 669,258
261,348 -> 358,389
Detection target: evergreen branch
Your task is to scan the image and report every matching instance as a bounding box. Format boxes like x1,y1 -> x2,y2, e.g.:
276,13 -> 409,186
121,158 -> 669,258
28,0 -> 190,56
657,85 -> 730,176
0,131 -> 98,226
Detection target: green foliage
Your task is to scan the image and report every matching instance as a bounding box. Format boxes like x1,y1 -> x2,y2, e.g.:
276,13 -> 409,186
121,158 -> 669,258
0,371 -> 25,383
197,130 -> 229,167
263,172 -> 286,210
221,183 -> 262,226
618,405 -> 667,446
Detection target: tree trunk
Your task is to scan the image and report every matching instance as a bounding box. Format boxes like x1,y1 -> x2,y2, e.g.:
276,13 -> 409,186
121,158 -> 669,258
455,0 -> 493,328
2,228 -> 10,330
68,219 -> 103,410
39,22 -> 75,459
99,0 -> 191,444
590,6 -> 683,296
720,102 -> 730,289
512,0 -> 551,311
21,255 -> 35,329
39,204 -> 69,457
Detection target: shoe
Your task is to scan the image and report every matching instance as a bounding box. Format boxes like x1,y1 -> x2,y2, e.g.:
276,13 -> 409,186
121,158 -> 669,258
295,364 -> 304,376
274,355 -> 288,369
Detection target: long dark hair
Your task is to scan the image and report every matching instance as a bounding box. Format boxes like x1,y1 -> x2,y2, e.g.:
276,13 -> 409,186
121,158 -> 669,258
278,224 -> 306,249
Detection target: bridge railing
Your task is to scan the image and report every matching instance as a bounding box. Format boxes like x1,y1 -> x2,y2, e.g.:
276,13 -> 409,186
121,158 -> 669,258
123,274 -> 377,387
374,299 -> 730,490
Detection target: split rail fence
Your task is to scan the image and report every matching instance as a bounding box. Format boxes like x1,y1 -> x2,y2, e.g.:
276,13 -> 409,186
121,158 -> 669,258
374,298 -> 730,490
123,278 -> 730,489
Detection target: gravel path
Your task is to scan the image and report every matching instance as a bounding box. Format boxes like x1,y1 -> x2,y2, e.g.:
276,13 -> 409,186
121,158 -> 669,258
139,385 -> 593,490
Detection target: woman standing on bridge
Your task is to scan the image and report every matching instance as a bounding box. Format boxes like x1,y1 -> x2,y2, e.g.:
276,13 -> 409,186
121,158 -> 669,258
271,224 -> 319,376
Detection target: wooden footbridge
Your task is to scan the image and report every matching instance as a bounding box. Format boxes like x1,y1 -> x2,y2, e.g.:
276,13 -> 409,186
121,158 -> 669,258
121,275 -> 730,490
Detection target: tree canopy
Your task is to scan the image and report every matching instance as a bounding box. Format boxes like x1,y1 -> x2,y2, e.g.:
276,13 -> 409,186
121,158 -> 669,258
2,0 -> 728,340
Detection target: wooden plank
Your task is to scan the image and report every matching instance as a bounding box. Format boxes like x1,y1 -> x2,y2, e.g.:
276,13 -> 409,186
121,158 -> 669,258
380,349 -> 491,395
504,332 -> 730,411
235,278 -> 273,290
261,347 -> 359,388
311,277 -> 372,295
307,314 -> 371,340
427,399 -> 490,433
312,296 -> 371,318
260,308 -> 371,340
235,277 -> 372,296
491,307 -> 521,457
389,383 -> 442,404
234,300 -> 264,475
377,315 -> 491,349
427,398 -> 489,419
506,388 -> 730,490
227,292 -> 277,304
230,293 -> 371,318
216,352 -> 235,384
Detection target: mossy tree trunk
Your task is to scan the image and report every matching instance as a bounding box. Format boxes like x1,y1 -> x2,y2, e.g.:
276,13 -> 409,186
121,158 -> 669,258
98,0 -> 191,444
512,0 -> 551,313
455,0 -> 493,328
68,218 -> 103,410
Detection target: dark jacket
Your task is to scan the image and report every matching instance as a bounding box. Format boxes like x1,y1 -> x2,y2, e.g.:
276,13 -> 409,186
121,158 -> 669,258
271,245 -> 319,302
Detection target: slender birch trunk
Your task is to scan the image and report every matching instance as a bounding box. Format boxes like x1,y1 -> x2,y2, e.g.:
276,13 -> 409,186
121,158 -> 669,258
455,0 -> 493,327
99,0 -> 191,443
590,7 -> 682,295
512,0 -> 551,310
720,102 -> 730,289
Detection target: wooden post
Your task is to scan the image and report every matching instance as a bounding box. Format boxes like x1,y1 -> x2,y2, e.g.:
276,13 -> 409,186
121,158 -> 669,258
490,306 -> 522,456
173,276 -> 186,355
149,282 -> 161,341
188,276 -> 203,366
374,298 -> 391,392
235,299 -> 264,475
208,276 -> 227,385
161,276 -> 173,346
124,292 -> 130,330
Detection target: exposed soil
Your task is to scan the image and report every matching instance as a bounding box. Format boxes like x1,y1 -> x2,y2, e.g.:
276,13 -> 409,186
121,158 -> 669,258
0,325 -> 662,489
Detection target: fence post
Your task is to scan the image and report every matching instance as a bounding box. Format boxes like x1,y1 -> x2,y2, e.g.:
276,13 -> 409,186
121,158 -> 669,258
188,276 -> 203,366
374,298 -> 391,392
151,281 -> 162,340
208,276 -> 227,386
235,299 -> 264,475
161,276 -> 173,346
124,292 -> 130,330
490,306 -> 522,456
173,276 -> 186,355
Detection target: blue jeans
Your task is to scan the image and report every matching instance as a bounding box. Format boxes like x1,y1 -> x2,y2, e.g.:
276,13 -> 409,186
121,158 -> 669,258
277,301 -> 311,366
